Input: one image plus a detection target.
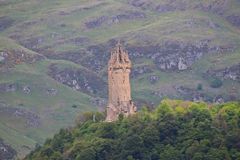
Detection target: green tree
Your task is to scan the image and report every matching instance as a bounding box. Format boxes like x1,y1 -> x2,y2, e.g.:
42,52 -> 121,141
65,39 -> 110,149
76,148 -> 96,160
197,83 -> 203,90
210,78 -> 223,88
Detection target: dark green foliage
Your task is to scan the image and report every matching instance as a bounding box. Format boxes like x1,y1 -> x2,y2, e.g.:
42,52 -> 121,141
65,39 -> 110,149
197,83 -> 203,90
75,111 -> 105,124
76,148 -> 96,160
210,78 -> 223,88
24,100 -> 240,160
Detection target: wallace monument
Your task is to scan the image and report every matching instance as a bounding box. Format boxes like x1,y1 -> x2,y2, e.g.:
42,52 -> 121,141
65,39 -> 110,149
106,42 -> 137,122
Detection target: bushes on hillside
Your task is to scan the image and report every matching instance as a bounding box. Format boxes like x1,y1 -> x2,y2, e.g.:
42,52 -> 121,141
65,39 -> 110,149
25,100 -> 240,160
210,78 -> 223,88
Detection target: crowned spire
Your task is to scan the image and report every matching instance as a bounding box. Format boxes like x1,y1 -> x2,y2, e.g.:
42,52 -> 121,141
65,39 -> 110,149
109,41 -> 130,65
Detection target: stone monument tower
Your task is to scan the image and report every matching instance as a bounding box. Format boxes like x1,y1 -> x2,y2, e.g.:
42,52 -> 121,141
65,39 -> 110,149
106,42 -> 137,122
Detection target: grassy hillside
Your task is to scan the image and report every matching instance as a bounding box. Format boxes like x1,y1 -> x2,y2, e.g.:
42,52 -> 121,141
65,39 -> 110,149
0,0 -> 240,158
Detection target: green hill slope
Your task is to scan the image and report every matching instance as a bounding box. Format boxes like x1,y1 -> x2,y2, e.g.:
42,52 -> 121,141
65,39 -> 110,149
0,0 -> 240,158
24,100 -> 240,160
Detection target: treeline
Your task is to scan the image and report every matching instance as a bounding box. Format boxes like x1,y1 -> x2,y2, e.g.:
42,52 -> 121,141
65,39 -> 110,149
25,100 -> 240,160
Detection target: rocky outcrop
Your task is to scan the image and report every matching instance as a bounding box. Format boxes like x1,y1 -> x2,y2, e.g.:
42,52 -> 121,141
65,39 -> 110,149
85,11 -> 145,29
132,65 -> 153,77
0,50 -> 44,69
206,63 -> 240,82
19,36 -> 45,51
57,2 -> 107,16
33,39 -> 233,74
0,139 -> 16,160
48,64 -> 107,97
0,16 -> 14,31
0,83 -> 17,92
0,103 -> 41,127
128,40 -> 230,71
174,85 -> 235,103
175,86 -> 206,102
227,14 -> 240,28
67,37 -> 90,46
22,86 -> 31,94
148,75 -> 159,84
90,97 -> 107,108
46,88 -> 58,96
127,0 -> 228,15
0,83 -> 59,97
49,44 -> 110,72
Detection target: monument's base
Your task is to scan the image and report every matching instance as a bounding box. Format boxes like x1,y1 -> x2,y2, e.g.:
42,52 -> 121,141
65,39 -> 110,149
105,102 -> 137,122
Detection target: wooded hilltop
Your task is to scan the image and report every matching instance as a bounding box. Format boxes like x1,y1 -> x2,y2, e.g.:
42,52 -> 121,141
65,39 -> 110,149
24,99 -> 240,160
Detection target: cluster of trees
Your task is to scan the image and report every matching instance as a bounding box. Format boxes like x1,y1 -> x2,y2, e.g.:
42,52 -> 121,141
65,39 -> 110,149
25,100 -> 240,160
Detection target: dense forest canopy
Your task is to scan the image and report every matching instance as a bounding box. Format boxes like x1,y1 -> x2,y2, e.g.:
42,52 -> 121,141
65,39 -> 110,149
25,100 -> 240,160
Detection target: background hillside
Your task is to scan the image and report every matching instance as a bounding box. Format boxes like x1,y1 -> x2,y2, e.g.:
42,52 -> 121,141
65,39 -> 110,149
0,0 -> 240,158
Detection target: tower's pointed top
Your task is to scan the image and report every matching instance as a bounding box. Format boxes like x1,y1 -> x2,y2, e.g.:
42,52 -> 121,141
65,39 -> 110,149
115,40 -> 123,53
109,41 -> 130,64
117,40 -> 121,46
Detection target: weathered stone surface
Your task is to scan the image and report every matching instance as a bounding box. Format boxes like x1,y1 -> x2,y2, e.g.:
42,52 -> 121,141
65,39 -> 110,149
90,97 -> 107,108
128,40 -> 233,71
206,63 -> 240,82
0,103 -> 41,128
85,11 -> 145,29
0,56 -> 5,62
127,0 -> 228,15
0,16 -> 14,31
0,139 -> 16,160
38,39 -> 233,75
214,95 -> 224,104
148,75 -> 159,84
175,86 -> 210,102
0,50 -> 44,69
106,43 -> 137,122
46,88 -> 58,96
48,64 -> 107,96
132,65 -> 153,77
22,85 -> 31,94
0,83 -> 17,92
227,14 -> 240,27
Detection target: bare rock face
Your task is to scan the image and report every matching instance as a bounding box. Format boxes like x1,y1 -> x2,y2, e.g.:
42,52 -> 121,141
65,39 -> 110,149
0,56 -> 5,62
227,14 -> 240,28
128,40 -> 208,71
46,88 -> 58,96
148,75 -> 159,84
207,63 -> 240,82
85,11 -> 145,29
127,0 -> 228,15
0,139 -> 16,160
48,64 -> 107,97
174,86 -> 211,102
90,97 -> 107,108
128,40 -> 233,71
106,43 -> 137,122
178,57 -> 188,70
22,85 -> 31,94
0,83 -> 17,92
0,50 -> 44,69
0,103 -> 41,128
0,16 -> 14,31
132,65 -> 153,77
214,95 -> 225,104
